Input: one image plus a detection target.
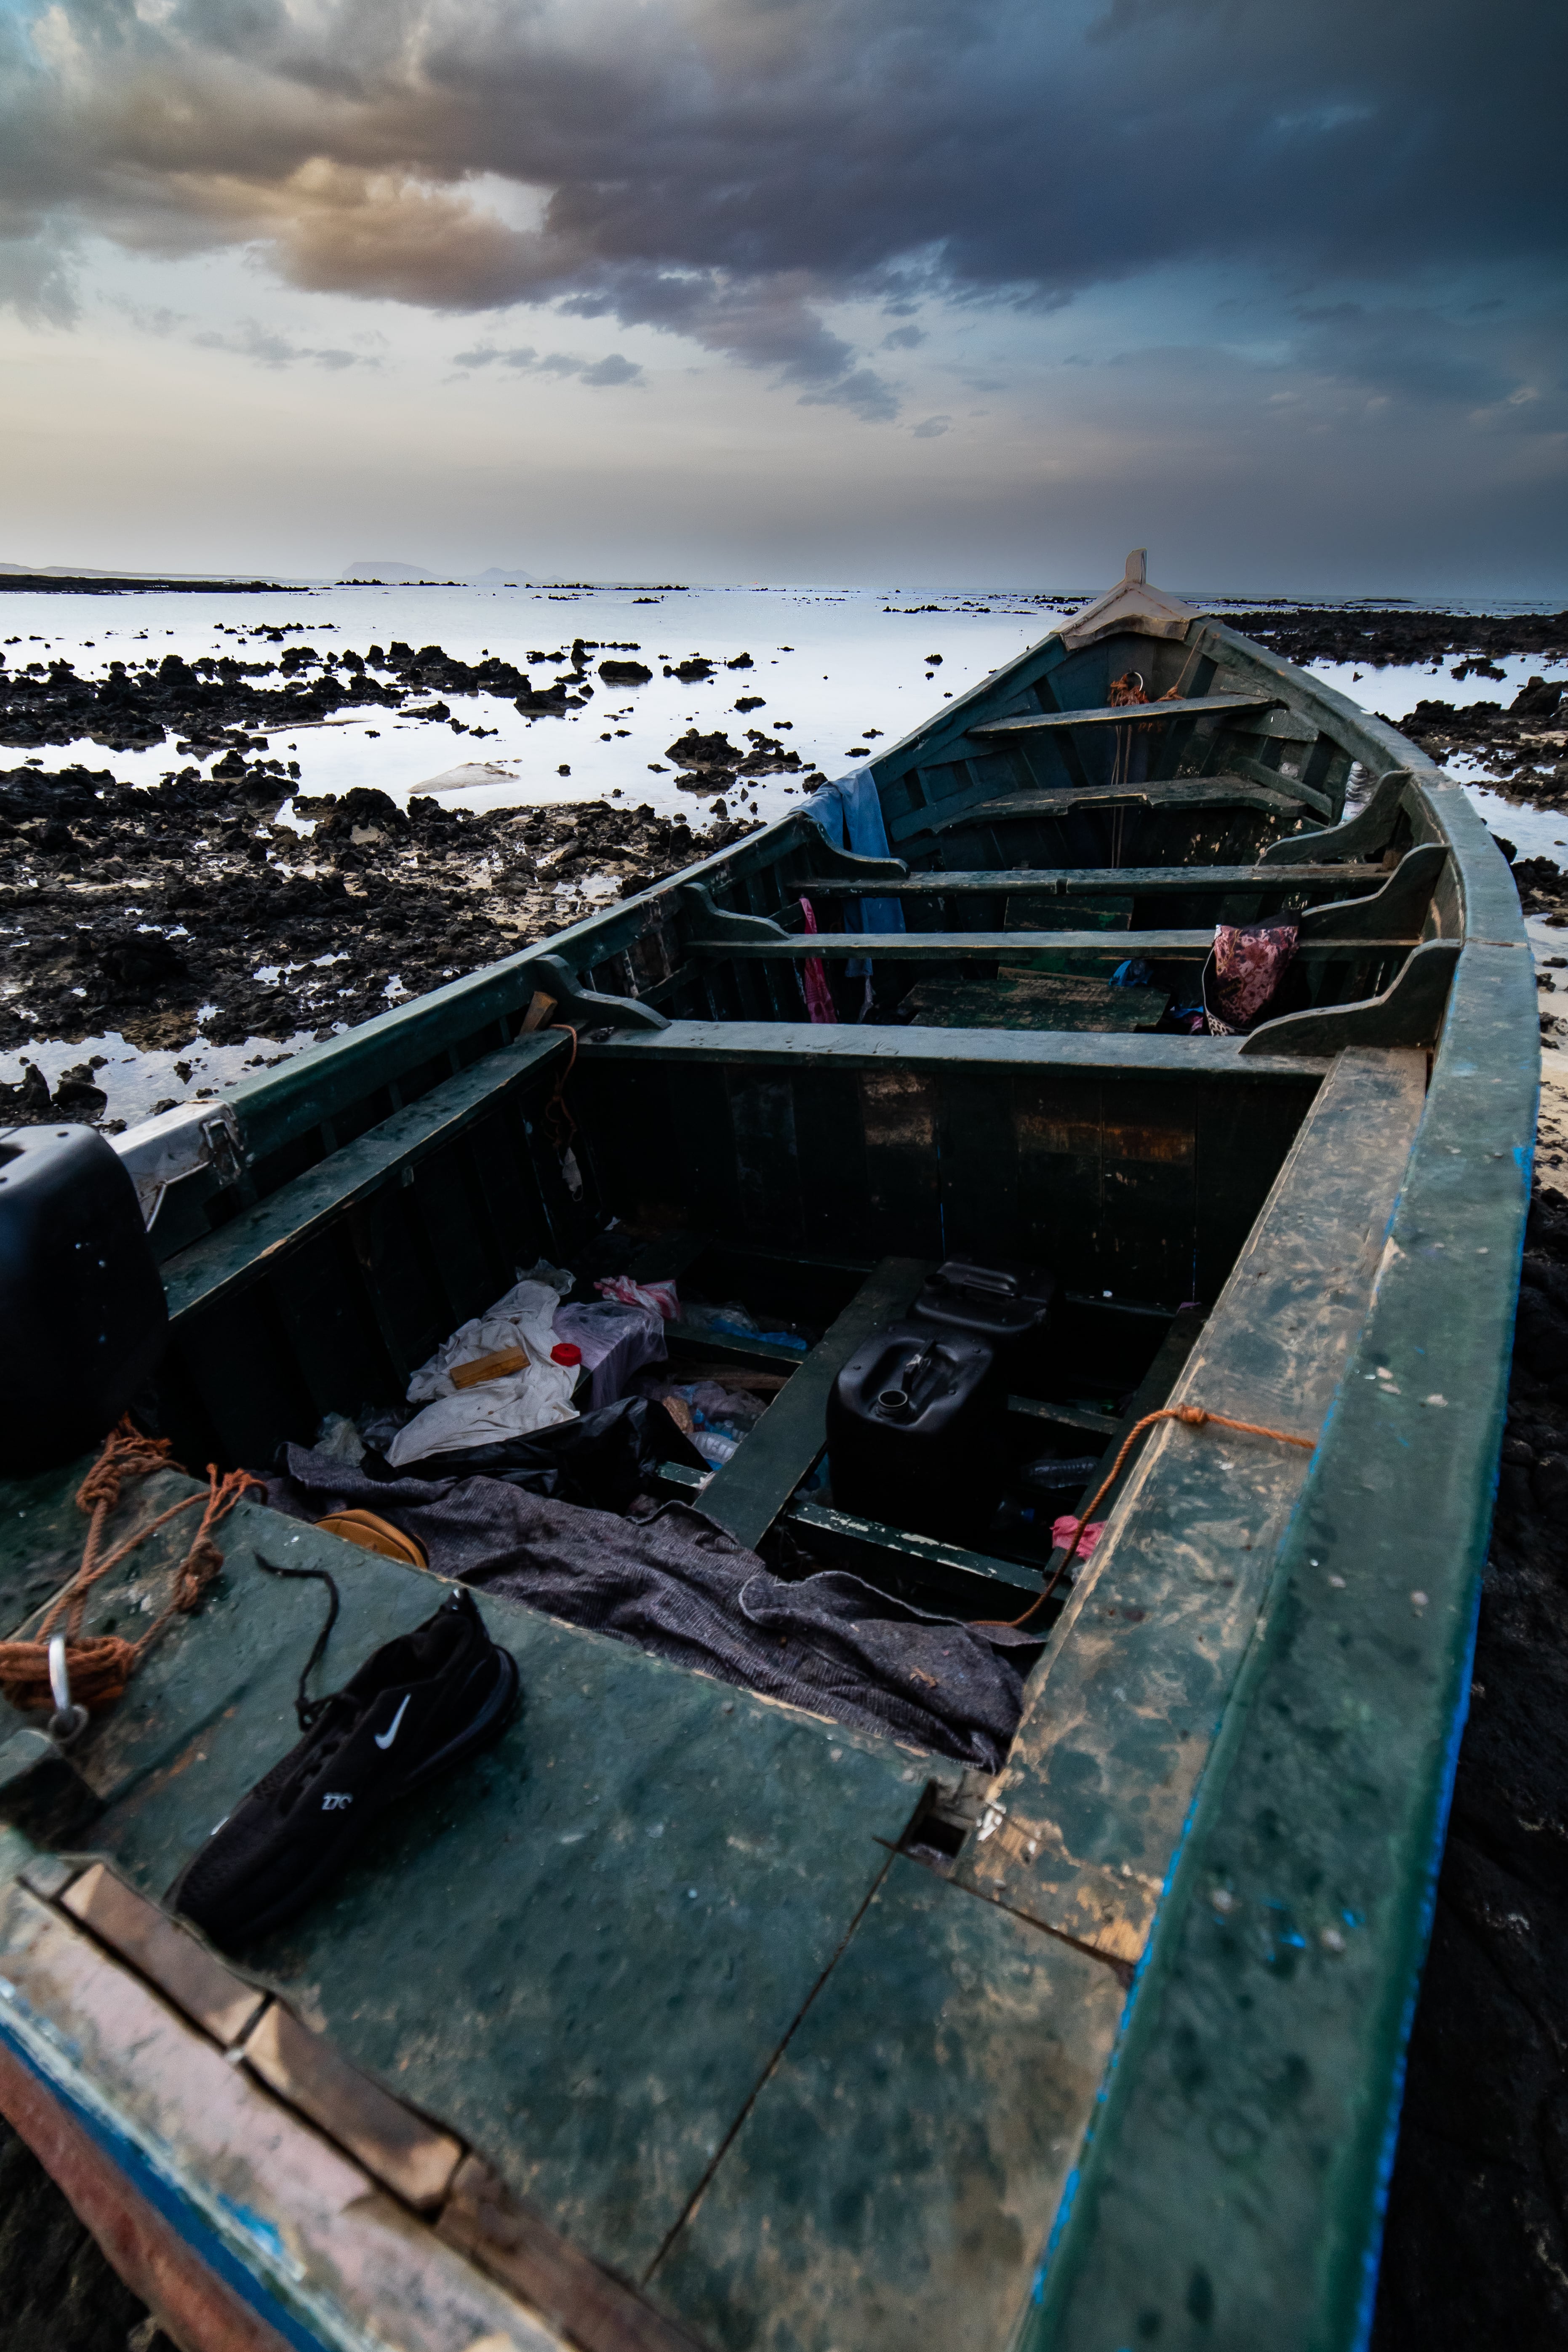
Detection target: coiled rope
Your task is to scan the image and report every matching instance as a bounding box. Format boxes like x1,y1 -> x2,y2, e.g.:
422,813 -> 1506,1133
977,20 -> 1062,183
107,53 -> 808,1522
0,1420 -> 261,1715
975,1403 -> 1316,1633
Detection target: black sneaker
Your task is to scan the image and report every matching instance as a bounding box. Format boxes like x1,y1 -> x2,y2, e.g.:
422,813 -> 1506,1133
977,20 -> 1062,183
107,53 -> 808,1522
170,1586 -> 519,1944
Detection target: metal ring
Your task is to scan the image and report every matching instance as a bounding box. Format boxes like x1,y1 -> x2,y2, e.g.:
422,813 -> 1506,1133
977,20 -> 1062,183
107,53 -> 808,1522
45,1636 -> 89,1745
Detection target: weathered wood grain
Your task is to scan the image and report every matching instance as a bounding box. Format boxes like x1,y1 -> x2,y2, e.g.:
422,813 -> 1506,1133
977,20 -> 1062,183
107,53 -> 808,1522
61,1861 -> 265,2047
953,1046 -> 1427,1965
648,1856 -> 1127,2352
0,1875 -> 571,2352
163,1031 -> 566,1323
53,1504 -> 934,2281
1026,944 -> 1536,2352
244,2000 -> 464,2213
806,863 -> 1390,897
971,692 -> 1277,734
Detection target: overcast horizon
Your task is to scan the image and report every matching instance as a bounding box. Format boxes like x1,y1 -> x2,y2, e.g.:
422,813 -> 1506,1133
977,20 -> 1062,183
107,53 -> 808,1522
3,0 -> 1564,600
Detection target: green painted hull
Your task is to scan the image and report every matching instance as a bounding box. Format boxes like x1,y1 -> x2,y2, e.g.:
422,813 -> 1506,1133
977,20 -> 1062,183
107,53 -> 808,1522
0,572 -> 1536,2352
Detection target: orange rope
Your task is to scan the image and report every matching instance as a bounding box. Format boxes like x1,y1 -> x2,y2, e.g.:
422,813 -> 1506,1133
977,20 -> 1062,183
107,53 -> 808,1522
975,1403 -> 1316,1633
0,1419 -> 262,1717
544,1022 -> 580,1152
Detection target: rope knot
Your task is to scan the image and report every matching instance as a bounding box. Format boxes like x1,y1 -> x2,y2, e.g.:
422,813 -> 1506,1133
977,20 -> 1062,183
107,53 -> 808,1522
174,1535 -> 225,1613
1173,1405 -> 1211,1427
0,1429 -> 261,1722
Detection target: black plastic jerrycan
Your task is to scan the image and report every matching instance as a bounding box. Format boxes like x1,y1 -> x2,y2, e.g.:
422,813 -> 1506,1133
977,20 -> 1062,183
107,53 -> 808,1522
827,1322 -> 998,1537
909,1257 -> 1057,1369
0,1123 -> 168,1472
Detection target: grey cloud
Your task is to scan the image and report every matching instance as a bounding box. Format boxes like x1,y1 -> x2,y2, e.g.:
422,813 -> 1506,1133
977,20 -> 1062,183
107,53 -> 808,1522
192,320 -> 378,368
798,368 -> 900,423
451,341 -> 643,384
580,353 -> 642,385
0,219 -> 75,325
912,413 -> 952,438
882,324 -> 925,349
0,0 -> 1563,426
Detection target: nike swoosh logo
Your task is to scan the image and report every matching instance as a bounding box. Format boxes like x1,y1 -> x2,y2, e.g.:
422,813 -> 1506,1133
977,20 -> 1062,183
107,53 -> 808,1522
375,1695 -> 412,1751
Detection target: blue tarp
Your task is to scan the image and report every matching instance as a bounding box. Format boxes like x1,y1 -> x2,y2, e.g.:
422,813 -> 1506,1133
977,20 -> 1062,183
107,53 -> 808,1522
802,767 -> 907,977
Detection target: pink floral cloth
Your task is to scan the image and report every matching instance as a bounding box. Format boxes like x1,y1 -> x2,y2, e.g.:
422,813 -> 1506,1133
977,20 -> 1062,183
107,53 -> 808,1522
1207,920 -> 1299,1034
800,897 -> 837,1024
1052,1516 -> 1106,1559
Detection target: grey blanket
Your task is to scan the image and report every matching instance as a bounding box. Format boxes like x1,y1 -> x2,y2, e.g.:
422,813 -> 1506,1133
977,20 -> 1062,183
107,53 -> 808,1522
267,1445 -> 1036,1768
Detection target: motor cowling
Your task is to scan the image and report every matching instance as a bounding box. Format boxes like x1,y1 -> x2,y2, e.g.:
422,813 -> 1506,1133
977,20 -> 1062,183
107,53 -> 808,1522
0,1124 -> 168,1472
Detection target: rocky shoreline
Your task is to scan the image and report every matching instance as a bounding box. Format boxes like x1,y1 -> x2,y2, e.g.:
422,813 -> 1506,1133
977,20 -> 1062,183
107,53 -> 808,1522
0,768 -> 761,1119
0,625 -> 817,787
1222,606 -> 1568,804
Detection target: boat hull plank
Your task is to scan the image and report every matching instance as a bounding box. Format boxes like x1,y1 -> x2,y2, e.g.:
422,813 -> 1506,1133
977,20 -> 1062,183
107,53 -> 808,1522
646,1853 -> 1127,2352
576,1040 -> 1319,1304
162,1032 -> 569,1321
1027,943 -> 1536,2352
954,1045 -> 1427,1964
0,1870 -> 571,2352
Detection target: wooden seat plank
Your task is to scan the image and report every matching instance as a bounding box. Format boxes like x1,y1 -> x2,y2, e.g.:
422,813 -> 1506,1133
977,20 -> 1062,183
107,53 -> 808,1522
971,692 -> 1278,734
581,1020 -> 1331,1078
656,1460 -> 1048,1616
699,1258 -> 925,1549
807,862 -> 1389,896
952,1045 -> 1428,1965
918,774 -> 1309,837
688,928 -> 1419,962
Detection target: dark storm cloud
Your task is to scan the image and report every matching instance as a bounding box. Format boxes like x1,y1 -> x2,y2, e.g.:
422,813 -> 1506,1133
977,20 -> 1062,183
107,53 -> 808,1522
1,0 -> 1563,417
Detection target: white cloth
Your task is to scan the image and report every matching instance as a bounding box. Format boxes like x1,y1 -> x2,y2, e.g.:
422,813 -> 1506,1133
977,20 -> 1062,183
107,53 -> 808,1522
388,1276 -> 578,1467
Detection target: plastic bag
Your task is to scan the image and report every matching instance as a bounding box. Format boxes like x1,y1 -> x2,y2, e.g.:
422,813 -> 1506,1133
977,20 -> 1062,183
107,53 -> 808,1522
680,1299 -> 809,1352
552,1300 -> 666,1409
368,1396 -> 707,1514
595,1275 -> 681,1319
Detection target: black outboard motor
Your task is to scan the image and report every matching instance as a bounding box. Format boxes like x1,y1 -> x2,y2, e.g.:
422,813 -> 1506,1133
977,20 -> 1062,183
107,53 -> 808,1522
827,1323 -> 998,1538
0,1125 -> 168,1473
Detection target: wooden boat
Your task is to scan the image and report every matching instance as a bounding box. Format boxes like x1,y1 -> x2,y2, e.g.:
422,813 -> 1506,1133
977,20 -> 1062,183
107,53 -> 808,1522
0,555 -> 1537,2352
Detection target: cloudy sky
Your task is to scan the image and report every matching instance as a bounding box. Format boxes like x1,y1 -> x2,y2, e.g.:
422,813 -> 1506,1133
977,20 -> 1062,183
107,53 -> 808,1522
1,0 -> 1563,593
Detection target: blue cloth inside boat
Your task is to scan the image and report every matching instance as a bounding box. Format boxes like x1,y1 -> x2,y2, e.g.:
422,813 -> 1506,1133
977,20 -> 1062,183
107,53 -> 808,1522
803,767 -> 907,977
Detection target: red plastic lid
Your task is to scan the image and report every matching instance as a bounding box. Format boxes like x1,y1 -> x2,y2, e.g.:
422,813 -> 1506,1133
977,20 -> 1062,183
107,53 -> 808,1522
551,1343 -> 583,1366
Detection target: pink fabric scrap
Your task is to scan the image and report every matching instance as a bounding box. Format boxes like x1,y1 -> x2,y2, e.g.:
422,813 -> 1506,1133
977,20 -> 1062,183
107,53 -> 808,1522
799,897 -> 837,1024
595,1275 -> 680,1320
1208,920 -> 1298,1034
1052,1515 -> 1105,1559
